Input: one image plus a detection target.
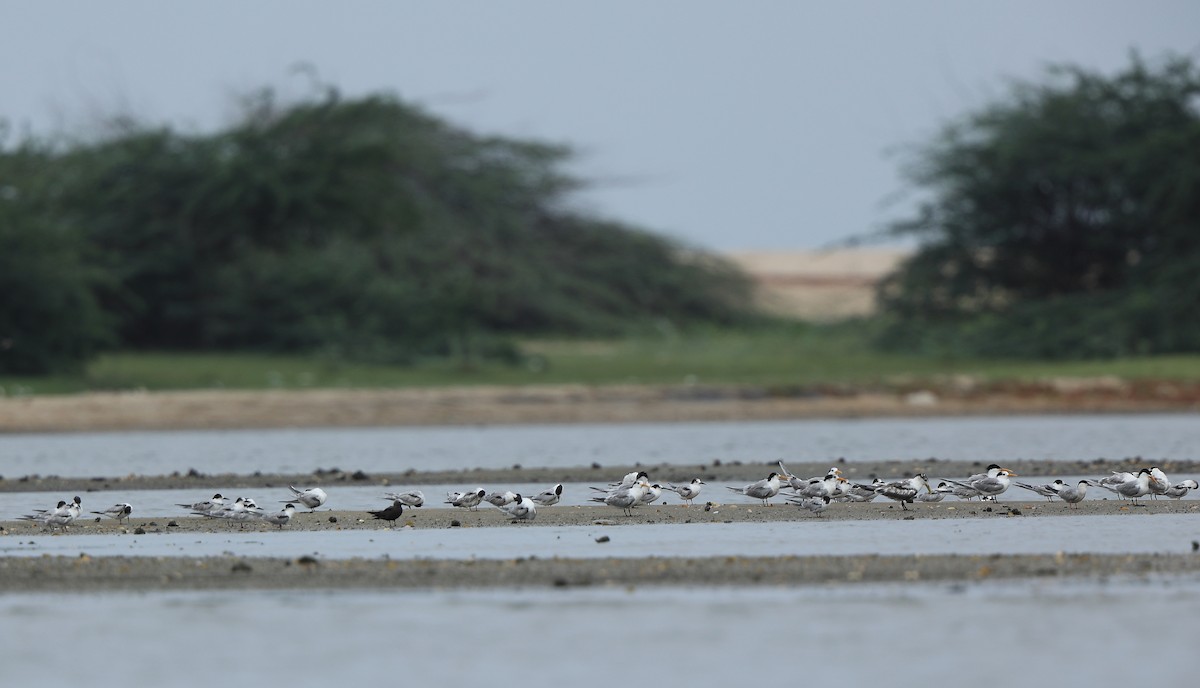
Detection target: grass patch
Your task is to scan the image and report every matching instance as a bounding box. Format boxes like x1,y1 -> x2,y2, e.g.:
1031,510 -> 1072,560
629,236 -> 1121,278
4,323 -> 1200,396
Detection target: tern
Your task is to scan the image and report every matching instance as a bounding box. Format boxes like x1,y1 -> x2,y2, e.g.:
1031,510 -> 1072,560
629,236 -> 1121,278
666,478 -> 705,506
608,471 -> 650,489
446,489 -> 487,510
1014,480 -> 1065,501
530,484 -> 563,507
200,497 -> 264,527
28,497 -> 75,518
178,493 -> 226,514
788,494 -> 831,517
1051,479 -> 1093,508
496,494 -> 537,521
793,473 -> 845,500
369,500 -> 405,527
30,495 -> 82,519
261,503 -> 296,529
282,486 -> 328,512
1095,469 -> 1154,505
383,490 -> 425,508
942,482 -> 983,500
777,461 -> 842,490
590,478 -> 649,516
484,490 -> 519,508
638,483 -> 664,506
840,479 -> 885,503
91,503 -> 133,525
19,500 -> 79,530
944,465 -> 1017,501
1098,471 -> 1136,498
875,474 -> 931,510
726,472 -> 783,506
20,500 -> 65,521
1148,467 -> 1171,499
916,484 -> 949,503
1163,479 -> 1198,499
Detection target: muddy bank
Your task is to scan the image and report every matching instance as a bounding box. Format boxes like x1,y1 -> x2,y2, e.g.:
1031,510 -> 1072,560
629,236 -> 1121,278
3,498 -> 1197,536
2,382 -> 1198,433
2,551 -> 1197,592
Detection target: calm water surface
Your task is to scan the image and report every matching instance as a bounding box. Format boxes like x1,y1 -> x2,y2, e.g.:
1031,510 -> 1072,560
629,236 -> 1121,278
5,414 -> 1196,685
2,413 -> 1198,478
2,580 -> 1195,686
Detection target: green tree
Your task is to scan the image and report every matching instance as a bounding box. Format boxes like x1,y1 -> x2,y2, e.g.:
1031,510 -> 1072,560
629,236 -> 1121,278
2,88 -> 758,371
879,54 -> 1200,358
0,142 -> 112,373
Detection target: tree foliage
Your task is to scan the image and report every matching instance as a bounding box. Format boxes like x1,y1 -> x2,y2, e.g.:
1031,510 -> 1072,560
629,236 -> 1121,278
879,54 -> 1200,358
0,141 -> 113,374
1,89 -> 757,373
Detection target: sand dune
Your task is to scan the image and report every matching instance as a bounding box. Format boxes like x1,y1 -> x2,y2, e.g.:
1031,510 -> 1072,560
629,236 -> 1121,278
724,248 -> 909,320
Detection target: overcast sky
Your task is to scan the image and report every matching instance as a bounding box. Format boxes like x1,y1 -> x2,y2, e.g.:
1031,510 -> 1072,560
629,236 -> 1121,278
3,1 -> 1197,250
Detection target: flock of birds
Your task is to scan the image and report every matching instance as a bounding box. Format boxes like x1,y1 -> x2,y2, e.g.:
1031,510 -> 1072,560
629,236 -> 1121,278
368,476 -> 705,524
16,485 -> 330,531
721,461 -> 1198,515
14,462 -> 1196,531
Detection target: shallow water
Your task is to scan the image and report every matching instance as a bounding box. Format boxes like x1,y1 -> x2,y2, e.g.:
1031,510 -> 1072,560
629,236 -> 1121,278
2,413 -> 1197,478
4,513 -> 1197,560
1,579 -> 1195,686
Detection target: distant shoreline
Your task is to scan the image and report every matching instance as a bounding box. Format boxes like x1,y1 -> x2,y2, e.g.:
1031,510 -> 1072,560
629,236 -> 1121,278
3,551 -> 1196,593
2,382 -> 1196,434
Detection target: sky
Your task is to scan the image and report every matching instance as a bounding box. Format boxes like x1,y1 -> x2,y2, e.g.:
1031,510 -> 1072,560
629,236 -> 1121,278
3,1 -> 1197,251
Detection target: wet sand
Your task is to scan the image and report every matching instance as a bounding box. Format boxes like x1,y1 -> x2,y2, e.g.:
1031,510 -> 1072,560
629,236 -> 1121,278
3,497 -> 1196,537
2,551 -> 1197,593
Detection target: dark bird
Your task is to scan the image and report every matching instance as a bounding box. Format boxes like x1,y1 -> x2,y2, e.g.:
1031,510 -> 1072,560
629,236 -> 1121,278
368,500 -> 405,527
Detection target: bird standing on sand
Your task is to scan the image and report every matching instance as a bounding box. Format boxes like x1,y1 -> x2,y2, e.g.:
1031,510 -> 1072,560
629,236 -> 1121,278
530,484 -> 563,507
179,493 -> 226,514
497,494 -> 537,521
591,478 -> 649,516
916,485 -> 948,503
1148,467 -> 1171,499
638,483 -> 664,506
1050,479 -> 1092,508
484,490 -> 519,508
261,503 -> 296,529
874,474 -> 930,510
383,490 -> 425,508
788,494 -> 831,517
944,465 -> 1017,501
840,479 -> 885,503
726,472 -> 783,506
369,500 -> 405,527
793,473 -> 845,500
19,499 -> 81,530
1014,480 -> 1065,501
91,503 -> 133,525
283,486 -> 328,512
446,489 -> 487,510
1098,471 -> 1136,498
1095,469 -> 1154,505
777,461 -> 843,492
666,478 -> 705,506
1163,479 -> 1198,499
